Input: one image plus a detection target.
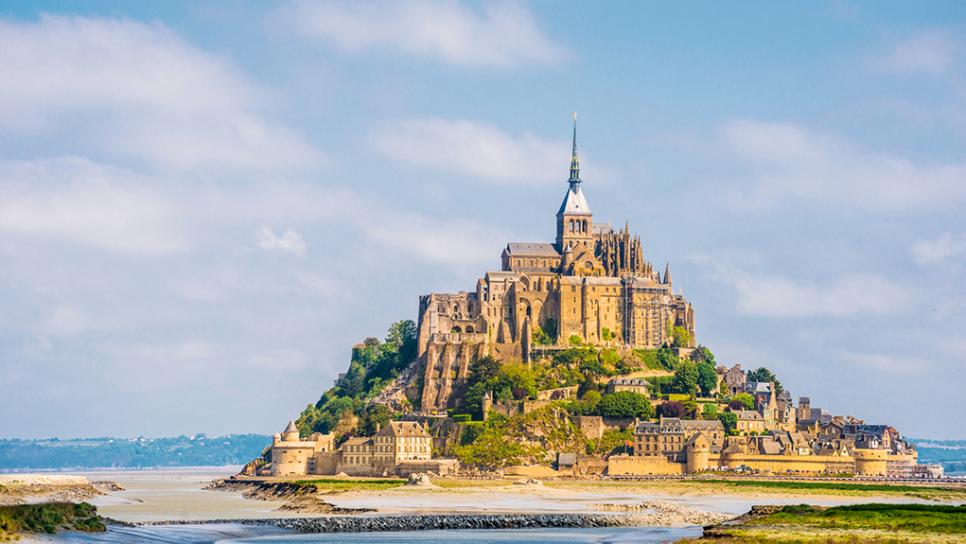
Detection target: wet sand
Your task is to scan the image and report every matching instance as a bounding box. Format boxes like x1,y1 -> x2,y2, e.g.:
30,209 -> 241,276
85,467 -> 298,523
59,468 -> 949,523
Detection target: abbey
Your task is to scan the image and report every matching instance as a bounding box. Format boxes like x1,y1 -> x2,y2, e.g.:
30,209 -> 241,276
419,118 -> 695,412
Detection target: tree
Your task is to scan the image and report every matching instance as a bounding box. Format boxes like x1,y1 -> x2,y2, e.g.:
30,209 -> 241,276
598,391 -> 654,419
746,367 -> 783,394
580,390 -> 602,415
359,404 -> 391,435
658,401 -> 685,418
671,326 -> 691,348
671,361 -> 699,395
701,403 -> 719,420
682,397 -> 699,419
455,415 -> 532,469
696,362 -> 718,397
718,411 -> 738,435
577,376 -> 599,399
459,356 -> 502,418
656,346 -> 680,371
733,392 -> 755,410
495,363 -> 537,400
690,345 -> 716,366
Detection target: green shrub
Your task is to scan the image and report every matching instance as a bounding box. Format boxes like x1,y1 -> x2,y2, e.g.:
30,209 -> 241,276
598,391 -> 654,418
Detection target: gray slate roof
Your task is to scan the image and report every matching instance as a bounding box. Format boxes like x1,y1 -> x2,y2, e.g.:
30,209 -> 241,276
505,242 -> 560,257
557,185 -> 592,215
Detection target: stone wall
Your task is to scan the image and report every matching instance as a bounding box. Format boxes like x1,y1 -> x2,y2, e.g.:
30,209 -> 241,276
607,454 -> 686,475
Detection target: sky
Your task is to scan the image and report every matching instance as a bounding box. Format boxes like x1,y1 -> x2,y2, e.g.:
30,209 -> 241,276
1,1 -> 965,440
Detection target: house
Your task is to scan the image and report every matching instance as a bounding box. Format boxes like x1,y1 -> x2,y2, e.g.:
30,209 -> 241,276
722,364 -> 746,396
633,417 -> 724,462
269,420 -> 456,477
734,410 -> 766,434
605,377 -> 650,395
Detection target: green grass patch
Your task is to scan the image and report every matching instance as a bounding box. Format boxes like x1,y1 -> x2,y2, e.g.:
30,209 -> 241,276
751,503 -> 966,534
291,478 -> 405,491
632,349 -> 661,370
0,502 -> 105,540
687,478 -> 965,495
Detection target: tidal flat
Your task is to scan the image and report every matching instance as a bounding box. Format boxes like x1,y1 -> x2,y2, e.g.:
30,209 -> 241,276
23,468 -> 966,543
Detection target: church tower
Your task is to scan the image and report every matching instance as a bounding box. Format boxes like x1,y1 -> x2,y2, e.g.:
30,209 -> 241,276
556,113 -> 593,251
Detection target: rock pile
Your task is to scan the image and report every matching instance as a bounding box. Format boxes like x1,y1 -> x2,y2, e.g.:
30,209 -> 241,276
405,473 -> 436,488
266,513 -> 632,533
594,500 -> 733,526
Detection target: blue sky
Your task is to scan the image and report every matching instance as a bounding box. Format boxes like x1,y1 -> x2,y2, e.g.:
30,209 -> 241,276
1,1 -> 964,439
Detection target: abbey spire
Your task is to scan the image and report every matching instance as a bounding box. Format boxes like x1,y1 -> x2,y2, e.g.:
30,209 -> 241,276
569,112 -> 581,185
556,113 -> 593,250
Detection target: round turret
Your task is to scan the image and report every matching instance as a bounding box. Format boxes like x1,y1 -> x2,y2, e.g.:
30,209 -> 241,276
282,421 -> 300,442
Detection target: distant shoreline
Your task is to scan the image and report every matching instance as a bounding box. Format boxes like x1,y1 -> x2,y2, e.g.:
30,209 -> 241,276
0,465 -> 243,474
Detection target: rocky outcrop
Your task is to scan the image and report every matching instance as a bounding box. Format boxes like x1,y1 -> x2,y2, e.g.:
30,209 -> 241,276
593,500 -> 733,526
405,473 -> 437,488
204,478 -> 372,514
0,475 -> 104,505
150,513 -> 645,532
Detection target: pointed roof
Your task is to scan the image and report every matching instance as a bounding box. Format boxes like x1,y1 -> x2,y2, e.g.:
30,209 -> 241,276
663,262 -> 672,284
557,113 -> 591,216
558,184 -> 591,215
284,421 -> 298,433
569,112 -> 580,184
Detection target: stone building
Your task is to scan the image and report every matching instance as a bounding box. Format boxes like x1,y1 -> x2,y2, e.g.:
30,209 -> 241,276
270,421 -> 335,476
633,417 -> 724,462
269,420 -> 456,477
734,410 -> 766,434
605,377 -> 651,395
419,118 -> 695,411
722,364 -> 746,396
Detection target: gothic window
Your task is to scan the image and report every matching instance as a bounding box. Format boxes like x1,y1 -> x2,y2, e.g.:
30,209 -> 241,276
583,220 -> 588,232
569,220 -> 575,232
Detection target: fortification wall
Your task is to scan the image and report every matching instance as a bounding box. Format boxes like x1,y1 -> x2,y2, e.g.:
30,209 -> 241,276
271,446 -> 314,476
714,453 -> 856,474
607,454 -> 685,475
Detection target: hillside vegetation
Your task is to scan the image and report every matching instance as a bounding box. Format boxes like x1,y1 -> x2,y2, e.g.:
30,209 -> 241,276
292,319 -> 787,469
297,321 -> 417,439
693,503 -> 966,543
0,503 -> 104,541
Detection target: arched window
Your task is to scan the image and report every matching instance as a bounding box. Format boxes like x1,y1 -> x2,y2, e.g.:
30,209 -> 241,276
583,220 -> 588,233
465,326 -> 474,333
569,219 -> 575,232
451,326 -> 462,333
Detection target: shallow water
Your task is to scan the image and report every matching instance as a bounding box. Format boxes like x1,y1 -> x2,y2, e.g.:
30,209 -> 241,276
51,526 -> 702,544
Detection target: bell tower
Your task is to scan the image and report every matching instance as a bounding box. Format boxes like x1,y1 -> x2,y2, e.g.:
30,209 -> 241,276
556,113 -> 593,251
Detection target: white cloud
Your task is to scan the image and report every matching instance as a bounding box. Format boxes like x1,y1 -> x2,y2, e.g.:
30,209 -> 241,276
0,158 -> 187,254
693,255 -> 913,318
278,0 -> 565,67
254,226 -> 308,257
0,15 -> 321,172
720,119 -> 966,211
45,305 -> 96,337
872,31 -> 959,75
362,212 -> 508,266
248,349 -> 308,371
373,118 -> 570,184
912,231 -> 966,265
837,350 -> 930,374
